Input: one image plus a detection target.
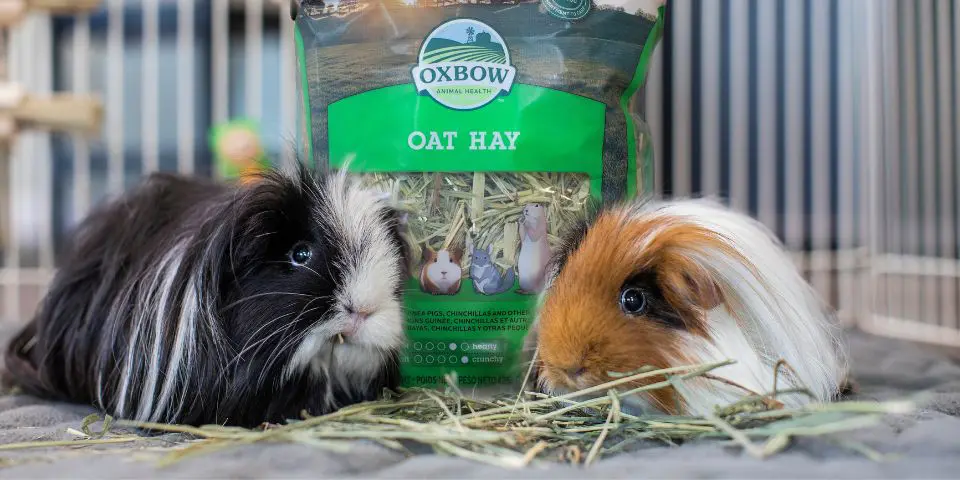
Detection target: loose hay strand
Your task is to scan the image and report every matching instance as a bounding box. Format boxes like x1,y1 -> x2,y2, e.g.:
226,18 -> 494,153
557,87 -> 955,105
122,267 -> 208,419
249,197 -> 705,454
585,390 -> 622,466
0,438 -> 138,451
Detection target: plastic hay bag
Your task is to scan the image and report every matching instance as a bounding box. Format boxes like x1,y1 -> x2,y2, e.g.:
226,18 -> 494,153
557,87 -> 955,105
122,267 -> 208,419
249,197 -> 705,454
294,0 -> 664,391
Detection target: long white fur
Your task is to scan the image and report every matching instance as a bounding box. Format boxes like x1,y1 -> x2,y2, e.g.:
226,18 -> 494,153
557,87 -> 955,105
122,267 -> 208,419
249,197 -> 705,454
109,236 -> 216,423
623,198 -> 848,414
154,274 -> 203,423
134,240 -> 188,421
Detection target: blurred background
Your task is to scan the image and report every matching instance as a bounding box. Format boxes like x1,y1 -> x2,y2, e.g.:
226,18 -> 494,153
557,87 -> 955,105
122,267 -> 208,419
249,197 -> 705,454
0,0 -> 957,350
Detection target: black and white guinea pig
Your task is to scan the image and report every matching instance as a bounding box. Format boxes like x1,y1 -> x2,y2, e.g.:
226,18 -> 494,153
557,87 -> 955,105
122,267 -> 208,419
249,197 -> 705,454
3,163 -> 409,427
524,198 -> 849,415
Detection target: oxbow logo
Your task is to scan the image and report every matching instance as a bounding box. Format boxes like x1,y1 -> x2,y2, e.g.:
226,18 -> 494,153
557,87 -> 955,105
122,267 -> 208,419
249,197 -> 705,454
412,19 -> 517,111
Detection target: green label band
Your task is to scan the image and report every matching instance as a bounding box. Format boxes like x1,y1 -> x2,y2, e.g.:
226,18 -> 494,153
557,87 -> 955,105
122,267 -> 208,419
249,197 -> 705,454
329,83 -> 605,196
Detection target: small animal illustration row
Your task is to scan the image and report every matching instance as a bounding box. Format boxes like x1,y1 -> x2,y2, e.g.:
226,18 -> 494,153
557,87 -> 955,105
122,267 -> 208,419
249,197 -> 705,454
418,202 -> 551,296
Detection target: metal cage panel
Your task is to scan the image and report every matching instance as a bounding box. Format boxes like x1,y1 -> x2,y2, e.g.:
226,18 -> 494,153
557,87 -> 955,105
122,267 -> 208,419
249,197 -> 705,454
2,0 -> 959,349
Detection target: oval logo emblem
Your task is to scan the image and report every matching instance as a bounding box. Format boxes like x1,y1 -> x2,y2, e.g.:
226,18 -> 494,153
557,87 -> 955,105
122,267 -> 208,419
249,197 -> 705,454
541,0 -> 591,21
411,19 -> 517,111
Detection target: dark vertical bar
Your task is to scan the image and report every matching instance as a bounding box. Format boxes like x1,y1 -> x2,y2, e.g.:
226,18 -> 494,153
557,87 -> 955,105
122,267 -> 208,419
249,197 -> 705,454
916,0 -> 925,259
951,0 -> 960,330
719,0 -> 731,203
933,0 -> 942,258
829,0 -> 839,251
199,2 -> 215,178
748,0 -> 759,216
662,0 -> 674,198
953,0 -> 959,260
690,0 -> 702,195
50,19 -> 70,254
803,0 -> 813,251
775,0 -> 787,240
916,0 -> 932,325
899,0 -> 909,259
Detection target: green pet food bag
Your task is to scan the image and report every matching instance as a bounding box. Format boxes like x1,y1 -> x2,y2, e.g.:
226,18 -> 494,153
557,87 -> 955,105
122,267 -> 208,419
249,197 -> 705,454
294,0 -> 664,391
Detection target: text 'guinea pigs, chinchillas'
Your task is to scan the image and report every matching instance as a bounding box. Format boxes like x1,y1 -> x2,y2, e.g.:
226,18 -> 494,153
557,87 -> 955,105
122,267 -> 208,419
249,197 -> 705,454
2,164 -> 410,427
524,198 -> 849,416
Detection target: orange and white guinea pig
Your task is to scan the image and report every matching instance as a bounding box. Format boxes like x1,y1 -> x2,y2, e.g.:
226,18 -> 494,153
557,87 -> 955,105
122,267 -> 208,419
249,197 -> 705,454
523,198 -> 849,415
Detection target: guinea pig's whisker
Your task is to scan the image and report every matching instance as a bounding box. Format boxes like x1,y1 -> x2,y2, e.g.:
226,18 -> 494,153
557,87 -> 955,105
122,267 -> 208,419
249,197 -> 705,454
247,299 -> 327,372
254,326 -> 306,386
257,310 -> 327,383
378,351 -> 393,370
233,295 -> 329,371
290,298 -> 328,326
253,320 -> 306,361
302,264 -> 328,282
259,330 -> 315,389
228,314 -> 298,368
244,310 -> 300,340
536,375 -> 551,395
261,332 -> 303,379
262,260 -> 329,283
229,293 -> 331,368
371,348 -> 386,368
221,292 -> 318,311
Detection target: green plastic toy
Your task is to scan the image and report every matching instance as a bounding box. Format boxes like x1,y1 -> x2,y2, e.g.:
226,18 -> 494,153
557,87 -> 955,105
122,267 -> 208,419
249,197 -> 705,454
209,118 -> 271,183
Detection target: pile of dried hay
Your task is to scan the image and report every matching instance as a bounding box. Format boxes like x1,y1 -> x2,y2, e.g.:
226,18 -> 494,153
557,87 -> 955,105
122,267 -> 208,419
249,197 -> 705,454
0,360 -> 913,468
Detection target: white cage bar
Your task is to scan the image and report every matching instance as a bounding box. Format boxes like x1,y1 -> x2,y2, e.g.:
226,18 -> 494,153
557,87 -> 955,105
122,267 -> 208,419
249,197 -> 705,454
0,0 -> 959,350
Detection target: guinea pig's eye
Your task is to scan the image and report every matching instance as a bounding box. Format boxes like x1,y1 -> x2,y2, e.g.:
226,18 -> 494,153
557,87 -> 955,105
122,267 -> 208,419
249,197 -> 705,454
289,242 -> 313,266
619,287 -> 648,315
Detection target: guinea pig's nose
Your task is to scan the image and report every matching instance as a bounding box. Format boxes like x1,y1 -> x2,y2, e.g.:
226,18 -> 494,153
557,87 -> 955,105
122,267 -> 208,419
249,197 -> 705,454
346,306 -> 371,323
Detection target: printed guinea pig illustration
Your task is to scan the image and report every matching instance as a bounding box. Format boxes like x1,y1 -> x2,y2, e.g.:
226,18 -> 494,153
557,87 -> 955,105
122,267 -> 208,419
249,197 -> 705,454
470,244 -> 515,296
419,246 -> 463,295
517,202 -> 551,295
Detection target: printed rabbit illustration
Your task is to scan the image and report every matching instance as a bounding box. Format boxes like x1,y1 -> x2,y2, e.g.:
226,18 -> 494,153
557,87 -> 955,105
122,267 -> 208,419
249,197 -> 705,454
517,202 -> 550,294
419,246 -> 463,295
469,244 -> 515,295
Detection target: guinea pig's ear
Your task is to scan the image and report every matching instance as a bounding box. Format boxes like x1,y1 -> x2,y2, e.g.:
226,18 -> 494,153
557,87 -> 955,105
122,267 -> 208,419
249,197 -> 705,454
394,210 -> 410,234
382,206 -> 413,270
449,246 -> 464,264
550,198 -> 603,276
656,255 -> 724,312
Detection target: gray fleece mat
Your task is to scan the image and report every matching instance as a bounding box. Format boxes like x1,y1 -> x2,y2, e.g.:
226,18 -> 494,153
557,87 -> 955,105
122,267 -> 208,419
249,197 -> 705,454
0,329 -> 958,479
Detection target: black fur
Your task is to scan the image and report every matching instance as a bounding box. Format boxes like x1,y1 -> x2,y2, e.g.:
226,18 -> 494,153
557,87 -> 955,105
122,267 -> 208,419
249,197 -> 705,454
548,196 -> 606,279
2,164 -> 408,427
